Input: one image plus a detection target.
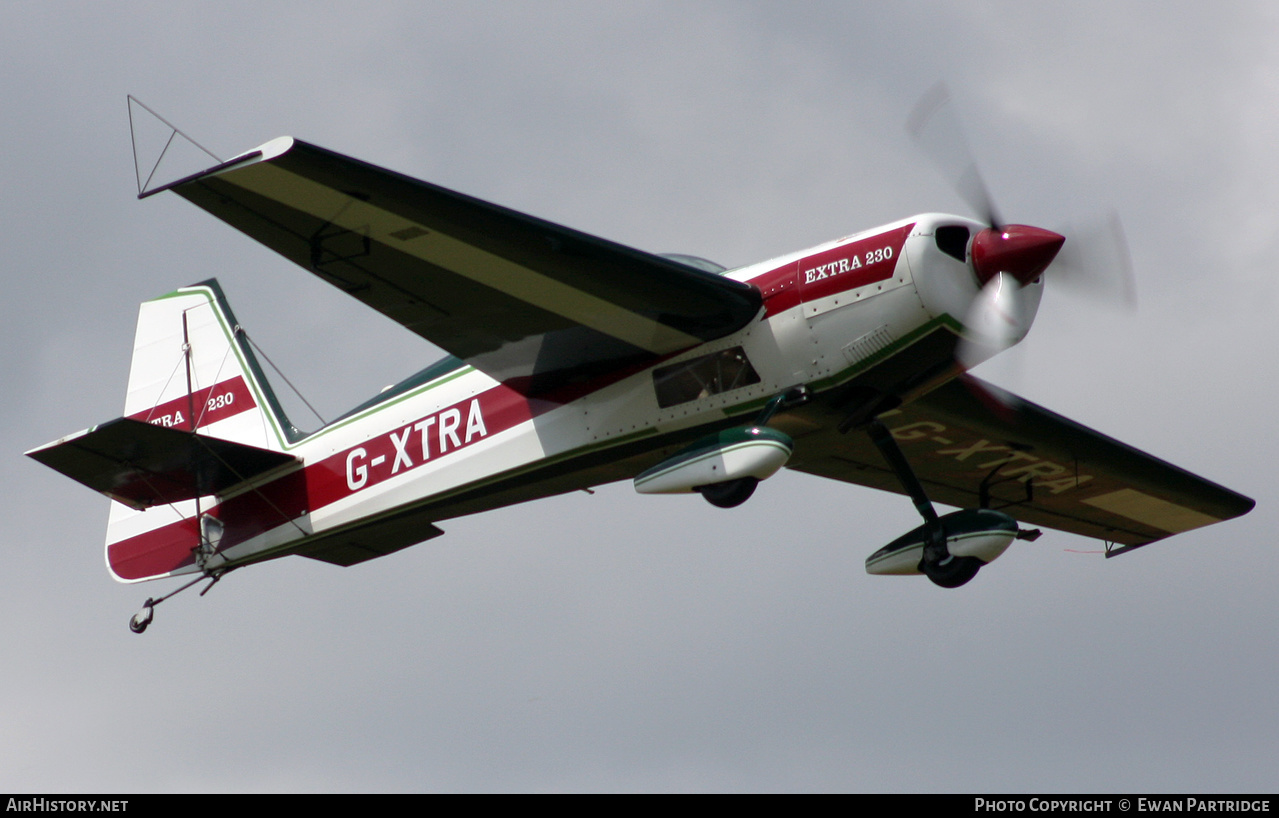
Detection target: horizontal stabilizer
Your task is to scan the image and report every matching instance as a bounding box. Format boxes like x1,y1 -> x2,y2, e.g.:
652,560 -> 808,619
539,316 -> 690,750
27,418 -> 297,509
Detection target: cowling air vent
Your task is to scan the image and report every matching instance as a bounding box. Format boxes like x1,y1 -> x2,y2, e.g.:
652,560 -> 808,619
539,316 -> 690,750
935,225 -> 970,262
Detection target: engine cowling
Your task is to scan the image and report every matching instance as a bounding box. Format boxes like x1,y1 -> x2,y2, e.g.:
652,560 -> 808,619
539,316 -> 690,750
865,508 -> 1021,578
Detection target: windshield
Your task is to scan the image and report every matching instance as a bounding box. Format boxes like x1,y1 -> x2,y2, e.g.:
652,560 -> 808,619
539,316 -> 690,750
659,253 -> 727,274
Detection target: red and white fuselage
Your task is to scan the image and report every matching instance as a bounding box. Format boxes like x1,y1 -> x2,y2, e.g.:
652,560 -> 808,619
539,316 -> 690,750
97,212 -> 1039,582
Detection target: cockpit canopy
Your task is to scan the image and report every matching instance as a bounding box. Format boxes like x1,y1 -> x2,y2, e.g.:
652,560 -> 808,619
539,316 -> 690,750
659,253 -> 728,274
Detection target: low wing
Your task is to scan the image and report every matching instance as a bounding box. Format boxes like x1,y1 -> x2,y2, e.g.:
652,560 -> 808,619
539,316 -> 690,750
782,375 -> 1254,552
150,138 -> 762,396
26,418 -> 297,510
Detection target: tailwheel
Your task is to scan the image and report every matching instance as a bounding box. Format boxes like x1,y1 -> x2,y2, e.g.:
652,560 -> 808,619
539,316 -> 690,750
124,570 -> 228,634
695,477 -> 758,508
129,599 -> 155,634
922,555 -> 983,589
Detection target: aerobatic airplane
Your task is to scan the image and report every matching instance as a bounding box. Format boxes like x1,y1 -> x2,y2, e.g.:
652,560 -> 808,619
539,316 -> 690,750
27,97 -> 1254,632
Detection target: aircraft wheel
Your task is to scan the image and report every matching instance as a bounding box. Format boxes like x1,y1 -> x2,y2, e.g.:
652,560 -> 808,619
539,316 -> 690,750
696,477 -> 758,508
922,556 -> 982,588
129,600 -> 154,634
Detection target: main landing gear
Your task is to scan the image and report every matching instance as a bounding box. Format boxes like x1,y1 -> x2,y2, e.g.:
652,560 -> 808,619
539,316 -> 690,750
632,387 -> 810,509
865,419 -> 1039,588
690,387 -> 808,509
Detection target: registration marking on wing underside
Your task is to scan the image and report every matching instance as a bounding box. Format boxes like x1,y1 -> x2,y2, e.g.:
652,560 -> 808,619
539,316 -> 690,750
219,163 -> 703,355
1082,488 -> 1220,534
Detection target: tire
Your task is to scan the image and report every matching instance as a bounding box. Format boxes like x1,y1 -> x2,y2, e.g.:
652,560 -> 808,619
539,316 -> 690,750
922,555 -> 982,588
696,477 -> 758,508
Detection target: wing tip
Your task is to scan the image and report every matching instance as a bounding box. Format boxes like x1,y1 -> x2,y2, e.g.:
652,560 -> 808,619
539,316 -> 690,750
138,136 -> 296,199
257,135 -> 295,162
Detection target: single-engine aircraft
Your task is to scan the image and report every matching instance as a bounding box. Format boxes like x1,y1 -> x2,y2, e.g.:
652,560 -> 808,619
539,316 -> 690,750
28,97 -> 1254,633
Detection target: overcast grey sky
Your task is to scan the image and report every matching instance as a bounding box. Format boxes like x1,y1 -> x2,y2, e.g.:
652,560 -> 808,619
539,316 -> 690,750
4,1 -> 1277,792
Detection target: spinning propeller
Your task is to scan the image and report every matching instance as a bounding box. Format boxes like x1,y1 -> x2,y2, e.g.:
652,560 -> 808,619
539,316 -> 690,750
907,83 -> 1134,376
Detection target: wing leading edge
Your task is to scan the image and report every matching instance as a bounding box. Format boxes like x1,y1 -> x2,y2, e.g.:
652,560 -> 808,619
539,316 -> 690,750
782,375 -> 1254,552
155,137 -> 762,397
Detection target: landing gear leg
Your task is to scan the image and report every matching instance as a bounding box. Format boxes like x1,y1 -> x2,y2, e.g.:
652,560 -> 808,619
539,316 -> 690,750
866,420 -> 979,588
125,570 -> 227,634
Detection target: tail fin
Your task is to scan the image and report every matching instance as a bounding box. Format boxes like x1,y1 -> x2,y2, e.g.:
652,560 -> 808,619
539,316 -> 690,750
122,279 -> 302,449
26,280 -> 305,582
105,279 -> 301,582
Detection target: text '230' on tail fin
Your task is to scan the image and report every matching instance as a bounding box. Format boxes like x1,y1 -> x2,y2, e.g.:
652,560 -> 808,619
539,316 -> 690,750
123,279 -> 301,448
